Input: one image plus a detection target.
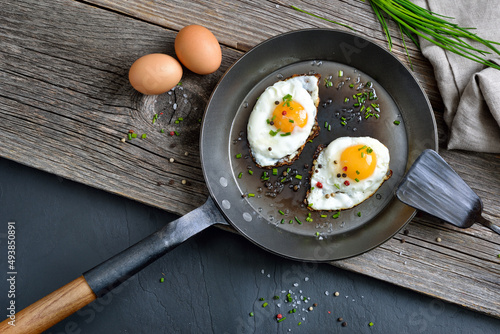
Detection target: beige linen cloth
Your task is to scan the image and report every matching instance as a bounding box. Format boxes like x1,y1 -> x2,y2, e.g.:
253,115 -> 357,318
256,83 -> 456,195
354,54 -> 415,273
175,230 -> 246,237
414,0 -> 500,153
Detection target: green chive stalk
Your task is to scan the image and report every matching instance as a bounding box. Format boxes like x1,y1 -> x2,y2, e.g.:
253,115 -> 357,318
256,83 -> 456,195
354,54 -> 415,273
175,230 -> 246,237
368,0 -> 500,70
291,1 -> 500,70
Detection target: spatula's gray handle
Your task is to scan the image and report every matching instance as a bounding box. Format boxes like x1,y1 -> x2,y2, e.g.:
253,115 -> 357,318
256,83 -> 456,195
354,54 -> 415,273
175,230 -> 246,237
477,216 -> 500,235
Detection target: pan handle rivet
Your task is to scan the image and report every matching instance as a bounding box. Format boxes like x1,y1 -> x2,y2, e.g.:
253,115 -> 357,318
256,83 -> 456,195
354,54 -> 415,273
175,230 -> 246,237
219,177 -> 228,187
222,199 -> 231,209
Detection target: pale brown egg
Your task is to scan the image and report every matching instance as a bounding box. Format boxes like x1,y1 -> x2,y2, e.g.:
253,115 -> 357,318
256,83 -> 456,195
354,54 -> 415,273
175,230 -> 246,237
175,25 -> 222,75
128,53 -> 183,95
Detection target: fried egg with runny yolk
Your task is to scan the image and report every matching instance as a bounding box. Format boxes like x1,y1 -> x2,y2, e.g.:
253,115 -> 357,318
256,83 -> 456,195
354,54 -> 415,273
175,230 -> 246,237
247,74 -> 320,168
306,137 -> 391,211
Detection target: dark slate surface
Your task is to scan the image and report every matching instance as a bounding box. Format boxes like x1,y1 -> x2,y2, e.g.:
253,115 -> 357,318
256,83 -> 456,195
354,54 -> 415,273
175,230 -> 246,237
1,156 -> 499,334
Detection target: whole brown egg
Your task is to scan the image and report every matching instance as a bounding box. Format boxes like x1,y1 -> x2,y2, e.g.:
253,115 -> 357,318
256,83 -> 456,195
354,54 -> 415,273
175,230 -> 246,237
175,25 -> 222,75
128,53 -> 183,95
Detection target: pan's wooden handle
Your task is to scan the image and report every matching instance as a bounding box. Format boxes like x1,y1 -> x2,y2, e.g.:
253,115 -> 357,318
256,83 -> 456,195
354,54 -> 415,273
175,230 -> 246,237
0,276 -> 96,334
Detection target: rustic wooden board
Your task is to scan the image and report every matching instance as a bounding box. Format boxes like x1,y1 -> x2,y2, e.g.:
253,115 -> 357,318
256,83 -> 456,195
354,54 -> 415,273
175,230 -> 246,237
1,0 -> 499,318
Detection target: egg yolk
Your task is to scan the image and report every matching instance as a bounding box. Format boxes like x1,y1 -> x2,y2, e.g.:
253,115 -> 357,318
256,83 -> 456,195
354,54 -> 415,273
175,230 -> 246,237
271,100 -> 307,133
340,145 -> 377,180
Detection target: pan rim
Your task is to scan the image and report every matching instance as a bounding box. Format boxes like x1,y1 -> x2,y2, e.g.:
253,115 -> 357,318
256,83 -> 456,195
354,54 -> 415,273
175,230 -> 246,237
201,28 -> 438,262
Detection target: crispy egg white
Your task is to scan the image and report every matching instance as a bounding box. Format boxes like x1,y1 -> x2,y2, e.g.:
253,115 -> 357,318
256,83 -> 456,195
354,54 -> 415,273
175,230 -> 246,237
306,137 -> 391,211
247,75 -> 320,168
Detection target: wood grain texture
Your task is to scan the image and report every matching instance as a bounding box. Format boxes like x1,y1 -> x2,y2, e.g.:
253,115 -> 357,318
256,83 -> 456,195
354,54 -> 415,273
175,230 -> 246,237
0,276 -> 96,334
1,0 -> 499,319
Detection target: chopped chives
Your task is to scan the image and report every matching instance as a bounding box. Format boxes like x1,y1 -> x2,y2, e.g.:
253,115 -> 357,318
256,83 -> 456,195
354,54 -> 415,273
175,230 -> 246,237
358,145 -> 367,150
160,277 -> 164,283
332,212 -> 340,219
321,214 -> 327,218
160,129 -> 165,133
238,172 -> 243,179
235,153 -> 242,159
315,232 -> 320,236
131,133 -> 137,138
279,210 -> 285,215
278,317 -> 286,323
280,219 -> 284,224
248,170 -> 253,175
357,212 -> 362,217
295,216 -> 302,224
394,120 -> 401,125
289,220 -> 293,224
289,119 -> 294,123
248,193 -> 255,197
140,133 -> 146,138
328,124 -> 331,131
367,147 -> 373,153
127,133 -> 132,140
355,178 -> 360,182
324,121 -> 329,128
334,184 -> 340,189
174,131 -> 179,136
272,168 -> 278,175
338,70 -> 343,77
295,174 -> 302,180
356,170 -> 360,174
344,97 -> 349,103
262,302 -> 268,307
280,132 -> 291,137
249,312 -> 254,317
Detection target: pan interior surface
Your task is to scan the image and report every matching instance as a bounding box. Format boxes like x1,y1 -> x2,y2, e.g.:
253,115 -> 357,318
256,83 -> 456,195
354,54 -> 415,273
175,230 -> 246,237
201,29 -> 437,261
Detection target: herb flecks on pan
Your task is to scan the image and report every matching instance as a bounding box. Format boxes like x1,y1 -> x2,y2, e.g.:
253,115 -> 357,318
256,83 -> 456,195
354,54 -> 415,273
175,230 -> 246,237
291,1 -> 500,71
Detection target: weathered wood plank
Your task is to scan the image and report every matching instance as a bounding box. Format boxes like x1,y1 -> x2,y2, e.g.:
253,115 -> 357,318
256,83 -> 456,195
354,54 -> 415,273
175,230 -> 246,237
0,0 -> 241,213
83,0 -> 444,110
1,0 -> 499,319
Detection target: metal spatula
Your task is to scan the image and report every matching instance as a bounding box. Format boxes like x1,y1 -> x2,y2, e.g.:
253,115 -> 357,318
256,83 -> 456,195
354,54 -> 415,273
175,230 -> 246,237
396,149 -> 500,235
